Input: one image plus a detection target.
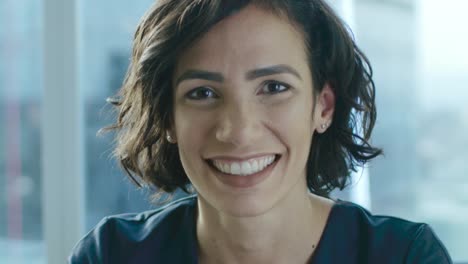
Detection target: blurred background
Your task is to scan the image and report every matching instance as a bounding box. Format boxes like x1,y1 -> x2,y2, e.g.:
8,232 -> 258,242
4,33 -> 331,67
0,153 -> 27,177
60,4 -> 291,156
0,0 -> 467,263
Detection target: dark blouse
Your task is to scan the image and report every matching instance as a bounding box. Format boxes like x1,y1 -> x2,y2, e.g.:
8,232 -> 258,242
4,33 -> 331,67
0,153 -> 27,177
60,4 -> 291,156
69,195 -> 452,263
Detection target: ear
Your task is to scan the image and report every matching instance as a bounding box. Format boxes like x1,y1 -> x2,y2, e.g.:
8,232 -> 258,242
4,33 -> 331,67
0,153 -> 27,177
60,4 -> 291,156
166,129 -> 177,143
165,119 -> 177,143
314,83 -> 335,133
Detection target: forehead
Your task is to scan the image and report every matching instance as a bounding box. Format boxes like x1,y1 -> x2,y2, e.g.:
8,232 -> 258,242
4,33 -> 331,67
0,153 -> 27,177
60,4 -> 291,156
175,4 -> 309,78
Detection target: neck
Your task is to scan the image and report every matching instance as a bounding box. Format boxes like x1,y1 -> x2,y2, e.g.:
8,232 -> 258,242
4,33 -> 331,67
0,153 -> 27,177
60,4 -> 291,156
196,190 -> 333,264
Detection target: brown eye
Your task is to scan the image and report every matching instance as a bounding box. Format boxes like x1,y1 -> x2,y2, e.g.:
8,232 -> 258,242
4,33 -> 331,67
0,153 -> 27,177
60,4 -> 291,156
186,87 -> 218,100
261,81 -> 290,94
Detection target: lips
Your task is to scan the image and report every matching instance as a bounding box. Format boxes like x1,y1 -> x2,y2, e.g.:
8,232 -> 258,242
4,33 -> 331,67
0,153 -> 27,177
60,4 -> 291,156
210,154 -> 277,176
205,154 -> 281,188
206,154 -> 281,189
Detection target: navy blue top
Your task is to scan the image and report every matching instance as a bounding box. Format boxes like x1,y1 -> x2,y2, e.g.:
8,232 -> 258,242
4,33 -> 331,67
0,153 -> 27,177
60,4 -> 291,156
69,196 -> 452,263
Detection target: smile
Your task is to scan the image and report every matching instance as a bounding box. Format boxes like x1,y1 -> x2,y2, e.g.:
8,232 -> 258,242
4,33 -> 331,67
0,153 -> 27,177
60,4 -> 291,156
207,154 -> 281,176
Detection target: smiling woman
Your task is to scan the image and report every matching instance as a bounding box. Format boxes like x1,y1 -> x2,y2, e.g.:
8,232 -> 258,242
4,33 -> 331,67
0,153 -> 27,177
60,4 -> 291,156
69,0 -> 452,263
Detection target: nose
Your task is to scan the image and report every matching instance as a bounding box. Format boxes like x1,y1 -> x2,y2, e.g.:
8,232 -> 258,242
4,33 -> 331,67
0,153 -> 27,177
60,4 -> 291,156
215,100 -> 262,147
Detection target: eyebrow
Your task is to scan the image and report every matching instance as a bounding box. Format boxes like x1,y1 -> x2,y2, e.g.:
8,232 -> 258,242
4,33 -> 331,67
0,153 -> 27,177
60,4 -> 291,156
246,64 -> 302,81
175,70 -> 224,86
175,64 -> 302,86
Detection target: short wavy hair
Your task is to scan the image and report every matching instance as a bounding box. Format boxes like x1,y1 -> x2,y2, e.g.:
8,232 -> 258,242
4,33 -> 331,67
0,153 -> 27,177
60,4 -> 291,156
106,0 -> 383,198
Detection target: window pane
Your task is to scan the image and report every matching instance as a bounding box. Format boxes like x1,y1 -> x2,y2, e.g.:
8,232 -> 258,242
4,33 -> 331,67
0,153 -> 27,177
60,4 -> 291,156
0,0 -> 44,263
353,0 -> 468,261
79,0 -> 164,230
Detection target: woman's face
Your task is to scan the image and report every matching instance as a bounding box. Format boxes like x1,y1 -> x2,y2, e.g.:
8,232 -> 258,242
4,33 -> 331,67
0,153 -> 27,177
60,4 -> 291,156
173,4 -> 329,216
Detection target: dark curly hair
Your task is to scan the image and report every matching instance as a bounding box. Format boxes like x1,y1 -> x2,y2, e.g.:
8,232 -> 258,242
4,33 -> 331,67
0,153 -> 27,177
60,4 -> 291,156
105,0 -> 383,198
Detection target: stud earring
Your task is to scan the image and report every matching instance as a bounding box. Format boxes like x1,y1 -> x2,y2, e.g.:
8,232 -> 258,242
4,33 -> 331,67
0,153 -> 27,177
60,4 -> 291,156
320,122 -> 331,131
166,134 -> 176,143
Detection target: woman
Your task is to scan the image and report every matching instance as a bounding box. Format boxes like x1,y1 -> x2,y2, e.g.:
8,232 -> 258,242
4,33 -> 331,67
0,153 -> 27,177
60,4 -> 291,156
70,0 -> 452,263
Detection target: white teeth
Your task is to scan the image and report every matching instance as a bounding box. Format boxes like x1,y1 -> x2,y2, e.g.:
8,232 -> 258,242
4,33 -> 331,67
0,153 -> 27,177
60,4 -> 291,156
241,162 -> 252,173
231,163 -> 241,174
252,160 -> 259,172
211,155 -> 277,176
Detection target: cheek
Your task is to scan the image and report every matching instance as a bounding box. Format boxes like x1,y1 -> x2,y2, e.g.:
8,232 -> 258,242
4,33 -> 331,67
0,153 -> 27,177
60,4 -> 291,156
174,106 -> 212,141
174,107 -> 213,167
174,128 -> 205,186
269,96 -> 314,137
267,96 -> 314,172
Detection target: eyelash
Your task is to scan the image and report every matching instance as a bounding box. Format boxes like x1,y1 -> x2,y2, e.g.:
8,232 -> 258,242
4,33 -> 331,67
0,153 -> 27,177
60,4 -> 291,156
185,80 -> 291,100
185,87 -> 219,100
259,80 -> 291,95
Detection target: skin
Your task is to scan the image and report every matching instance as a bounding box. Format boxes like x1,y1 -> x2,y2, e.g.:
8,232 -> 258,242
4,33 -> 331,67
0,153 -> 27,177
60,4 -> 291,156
172,4 -> 335,264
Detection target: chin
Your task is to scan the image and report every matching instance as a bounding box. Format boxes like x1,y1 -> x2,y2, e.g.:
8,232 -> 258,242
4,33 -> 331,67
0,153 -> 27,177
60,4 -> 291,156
195,153 -> 290,217
217,197 -> 278,218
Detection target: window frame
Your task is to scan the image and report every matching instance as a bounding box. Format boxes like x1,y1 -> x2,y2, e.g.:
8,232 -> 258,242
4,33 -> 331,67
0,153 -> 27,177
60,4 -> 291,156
41,0 -> 85,263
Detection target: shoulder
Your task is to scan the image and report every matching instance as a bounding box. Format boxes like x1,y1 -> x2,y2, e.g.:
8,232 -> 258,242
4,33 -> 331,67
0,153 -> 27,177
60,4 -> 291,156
405,223 -> 453,263
316,201 -> 452,263
333,201 -> 423,244
68,195 -> 198,264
